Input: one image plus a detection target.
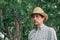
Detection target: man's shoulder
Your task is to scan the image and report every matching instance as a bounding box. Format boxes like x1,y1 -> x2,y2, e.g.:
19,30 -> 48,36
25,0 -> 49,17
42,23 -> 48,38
30,29 -> 36,33
46,26 -> 56,33
29,29 -> 36,35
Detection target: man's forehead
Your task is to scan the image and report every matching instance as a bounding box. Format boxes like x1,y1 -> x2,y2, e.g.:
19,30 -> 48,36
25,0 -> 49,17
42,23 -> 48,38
31,14 -> 45,19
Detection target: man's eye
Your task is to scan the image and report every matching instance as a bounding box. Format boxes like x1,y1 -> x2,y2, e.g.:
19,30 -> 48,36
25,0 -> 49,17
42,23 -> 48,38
36,16 -> 39,17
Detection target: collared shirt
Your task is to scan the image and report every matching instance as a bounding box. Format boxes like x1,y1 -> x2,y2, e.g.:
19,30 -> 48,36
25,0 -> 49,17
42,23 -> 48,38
28,24 -> 57,40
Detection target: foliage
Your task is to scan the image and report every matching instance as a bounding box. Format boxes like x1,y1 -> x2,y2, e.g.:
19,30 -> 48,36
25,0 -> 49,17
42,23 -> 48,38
0,0 -> 60,40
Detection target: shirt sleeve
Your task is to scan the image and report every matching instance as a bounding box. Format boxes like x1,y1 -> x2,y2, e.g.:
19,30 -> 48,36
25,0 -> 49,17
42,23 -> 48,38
50,28 -> 57,40
28,29 -> 35,40
28,30 -> 33,40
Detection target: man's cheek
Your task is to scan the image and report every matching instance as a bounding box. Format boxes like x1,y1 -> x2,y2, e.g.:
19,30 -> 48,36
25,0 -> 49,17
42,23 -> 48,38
37,20 -> 41,23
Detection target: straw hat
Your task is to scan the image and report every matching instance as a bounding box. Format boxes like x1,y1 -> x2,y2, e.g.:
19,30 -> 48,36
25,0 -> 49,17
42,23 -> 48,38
31,7 -> 48,21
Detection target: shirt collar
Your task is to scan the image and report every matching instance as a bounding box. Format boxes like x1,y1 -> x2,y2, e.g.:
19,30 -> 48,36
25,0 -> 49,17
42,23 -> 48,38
36,24 -> 46,30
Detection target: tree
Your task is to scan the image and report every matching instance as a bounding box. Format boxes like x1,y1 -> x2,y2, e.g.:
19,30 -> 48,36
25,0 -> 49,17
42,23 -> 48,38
0,0 -> 60,40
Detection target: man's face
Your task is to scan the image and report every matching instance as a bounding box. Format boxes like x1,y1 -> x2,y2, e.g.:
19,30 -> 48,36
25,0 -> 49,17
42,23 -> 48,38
31,14 -> 44,26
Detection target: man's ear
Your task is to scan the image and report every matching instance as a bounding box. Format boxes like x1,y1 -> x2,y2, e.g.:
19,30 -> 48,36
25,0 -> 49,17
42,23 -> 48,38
42,17 -> 46,23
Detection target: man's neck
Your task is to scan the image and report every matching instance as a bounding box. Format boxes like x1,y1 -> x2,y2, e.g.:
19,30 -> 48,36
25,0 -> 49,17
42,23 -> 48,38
34,24 -> 44,30
37,23 -> 44,28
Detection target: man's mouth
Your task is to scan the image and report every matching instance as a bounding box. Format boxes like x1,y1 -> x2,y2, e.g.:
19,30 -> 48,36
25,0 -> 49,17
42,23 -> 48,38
34,21 -> 38,24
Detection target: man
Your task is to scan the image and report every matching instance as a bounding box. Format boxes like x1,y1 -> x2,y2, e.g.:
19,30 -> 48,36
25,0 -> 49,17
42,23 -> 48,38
28,7 -> 57,40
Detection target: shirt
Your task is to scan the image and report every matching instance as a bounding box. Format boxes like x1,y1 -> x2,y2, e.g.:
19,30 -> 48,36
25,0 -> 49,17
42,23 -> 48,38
28,24 -> 57,40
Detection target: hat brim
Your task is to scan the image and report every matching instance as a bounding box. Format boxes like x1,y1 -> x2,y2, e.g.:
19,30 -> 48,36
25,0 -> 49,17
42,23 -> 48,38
30,13 -> 48,21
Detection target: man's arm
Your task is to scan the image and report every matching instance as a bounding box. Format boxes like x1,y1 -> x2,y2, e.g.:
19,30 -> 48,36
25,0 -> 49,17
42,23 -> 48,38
50,28 -> 57,40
